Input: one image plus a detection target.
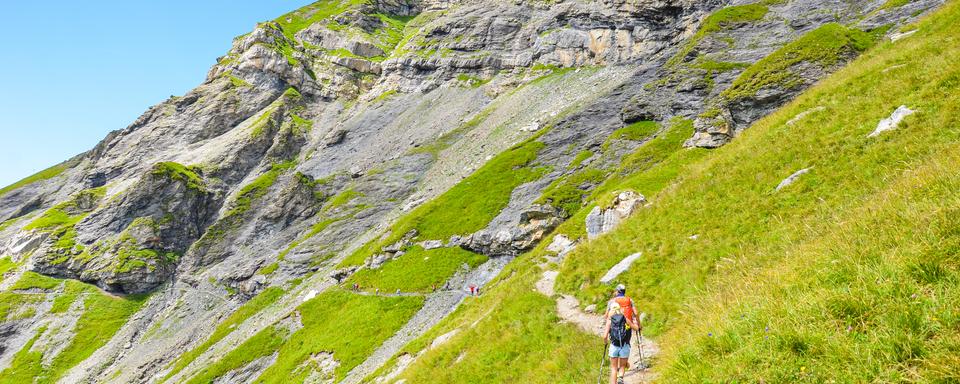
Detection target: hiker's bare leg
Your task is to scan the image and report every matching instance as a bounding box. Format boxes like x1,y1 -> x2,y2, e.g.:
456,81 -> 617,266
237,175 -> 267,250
609,358 -> 620,384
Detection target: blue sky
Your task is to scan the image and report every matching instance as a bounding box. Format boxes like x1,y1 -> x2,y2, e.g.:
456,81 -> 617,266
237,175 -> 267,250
0,1 -> 314,187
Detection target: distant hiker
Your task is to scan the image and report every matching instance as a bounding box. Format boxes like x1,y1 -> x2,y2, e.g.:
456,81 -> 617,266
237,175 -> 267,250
475,286 -> 480,296
376,288 -> 380,296
469,284 -> 476,296
396,288 -> 401,295
603,284 -> 640,384
432,284 -> 437,292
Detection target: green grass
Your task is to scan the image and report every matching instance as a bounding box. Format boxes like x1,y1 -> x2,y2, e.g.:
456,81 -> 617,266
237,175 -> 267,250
693,58 -> 752,72
569,150 -> 594,169
270,1 -> 413,62
372,257 -> 598,383
273,0 -> 364,41
348,246 -> 488,292
591,117 -> 703,201
225,161 -> 297,218
151,162 -> 206,191
372,13 -> 416,53
249,106 -> 277,139
257,262 -> 279,275
456,74 -> 491,88
0,256 -> 16,283
255,291 -> 423,383
370,4 -> 960,382
0,280 -> 147,383
601,120 -> 659,151
340,133 -> 550,267
0,163 -> 68,198
0,292 -> 42,321
10,271 -> 62,291
880,0 -> 911,11
325,188 -> 362,210
225,73 -> 251,88
0,326 -> 46,382
24,187 -> 105,232
182,324 -> 289,384
21,187 -> 106,260
547,2 -> 960,380
163,286 -> 285,382
536,168 -> 607,215
290,113 -> 313,134
188,291 -> 423,383
669,1 -> 783,66
111,225 -> 180,274
409,108 -> 491,158
0,217 -> 22,233
277,216 -> 343,261
49,280 -> 87,313
721,23 -> 876,101
41,290 -> 148,383
698,3 -> 771,35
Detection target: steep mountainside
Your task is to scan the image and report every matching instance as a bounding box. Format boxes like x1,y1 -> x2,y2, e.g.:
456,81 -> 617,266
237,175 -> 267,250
0,0 -> 954,383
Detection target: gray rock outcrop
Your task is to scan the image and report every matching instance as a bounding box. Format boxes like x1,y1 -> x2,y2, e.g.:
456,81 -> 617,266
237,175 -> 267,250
586,191 -> 646,239
462,205 -> 564,256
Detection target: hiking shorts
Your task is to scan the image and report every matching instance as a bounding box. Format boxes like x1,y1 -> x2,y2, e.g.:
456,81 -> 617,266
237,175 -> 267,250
609,343 -> 630,358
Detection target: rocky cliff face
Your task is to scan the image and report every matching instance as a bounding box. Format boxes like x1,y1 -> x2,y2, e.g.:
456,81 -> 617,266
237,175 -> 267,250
0,0 -> 940,383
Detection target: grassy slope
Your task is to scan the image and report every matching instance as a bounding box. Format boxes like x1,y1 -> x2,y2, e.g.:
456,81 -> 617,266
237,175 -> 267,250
339,135 -> 549,267
0,274 -> 147,383
553,1 -> 960,381
0,163 -> 68,198
370,257 -> 599,383
184,291 -> 423,384
0,257 -> 15,284
371,2 -> 960,382
161,287 -> 286,382
348,246 -> 488,292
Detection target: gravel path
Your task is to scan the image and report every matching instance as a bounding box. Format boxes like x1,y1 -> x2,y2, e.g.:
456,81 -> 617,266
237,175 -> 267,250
536,269 -> 659,384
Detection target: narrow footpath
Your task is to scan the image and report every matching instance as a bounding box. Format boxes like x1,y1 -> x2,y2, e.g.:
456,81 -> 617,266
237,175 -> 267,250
341,256 -> 513,384
535,269 -> 659,384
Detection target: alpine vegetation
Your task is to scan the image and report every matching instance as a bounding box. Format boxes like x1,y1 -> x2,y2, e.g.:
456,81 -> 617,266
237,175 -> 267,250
0,0 -> 957,383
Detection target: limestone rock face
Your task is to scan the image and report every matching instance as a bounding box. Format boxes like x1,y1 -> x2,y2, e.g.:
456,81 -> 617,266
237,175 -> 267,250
462,205 -> 564,256
30,164 -> 218,293
586,191 -> 646,239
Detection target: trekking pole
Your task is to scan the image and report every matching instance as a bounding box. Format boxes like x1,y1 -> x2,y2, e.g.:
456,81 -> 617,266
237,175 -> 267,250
635,329 -> 645,371
635,313 -> 647,371
597,342 -> 608,384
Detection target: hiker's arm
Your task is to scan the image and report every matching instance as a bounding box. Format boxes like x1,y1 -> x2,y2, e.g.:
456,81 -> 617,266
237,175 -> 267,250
602,311 -> 611,342
631,300 -> 642,331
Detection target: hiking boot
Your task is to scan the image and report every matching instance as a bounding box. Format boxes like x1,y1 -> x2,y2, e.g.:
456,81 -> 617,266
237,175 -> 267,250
617,377 -> 625,384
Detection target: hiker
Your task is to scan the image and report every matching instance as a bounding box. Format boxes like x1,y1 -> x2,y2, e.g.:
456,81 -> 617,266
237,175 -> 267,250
603,284 -> 641,384
376,288 -> 380,296
469,285 -> 476,296
432,283 -> 437,292
396,288 -> 401,295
